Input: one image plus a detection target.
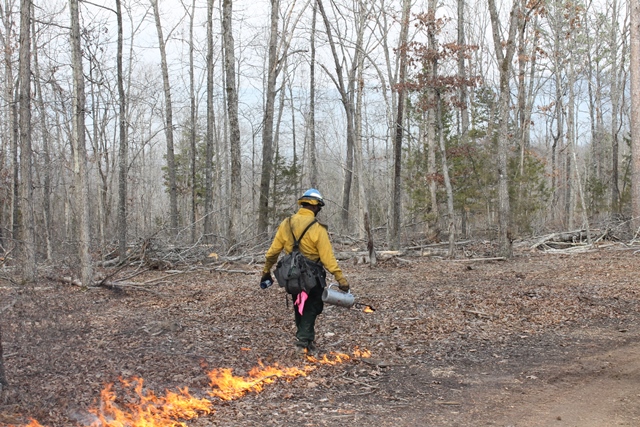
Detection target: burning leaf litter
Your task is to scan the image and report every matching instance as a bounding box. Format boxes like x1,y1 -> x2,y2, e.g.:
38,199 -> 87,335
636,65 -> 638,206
89,378 -> 212,427
207,363 -> 312,401
8,349 -> 370,427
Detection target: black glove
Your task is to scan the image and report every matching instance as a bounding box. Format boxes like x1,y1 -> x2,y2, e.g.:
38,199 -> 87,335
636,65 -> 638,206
260,272 -> 273,289
338,279 -> 350,292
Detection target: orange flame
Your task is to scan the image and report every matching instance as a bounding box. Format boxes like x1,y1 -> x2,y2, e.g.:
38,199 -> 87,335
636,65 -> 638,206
353,347 -> 372,358
306,348 -> 371,364
11,348 -> 372,427
207,362 -> 312,400
88,377 -> 212,427
19,420 -> 44,427
306,352 -> 351,365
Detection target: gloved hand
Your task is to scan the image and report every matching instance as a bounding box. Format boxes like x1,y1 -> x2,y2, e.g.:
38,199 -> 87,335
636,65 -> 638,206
260,272 -> 273,289
337,278 -> 349,292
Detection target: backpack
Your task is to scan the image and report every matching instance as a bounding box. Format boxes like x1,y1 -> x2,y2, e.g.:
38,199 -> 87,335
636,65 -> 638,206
274,217 -> 326,295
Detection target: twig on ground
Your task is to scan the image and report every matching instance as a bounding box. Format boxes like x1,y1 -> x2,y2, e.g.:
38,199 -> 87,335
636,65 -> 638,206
462,309 -> 492,319
91,281 -> 165,297
447,257 -> 506,263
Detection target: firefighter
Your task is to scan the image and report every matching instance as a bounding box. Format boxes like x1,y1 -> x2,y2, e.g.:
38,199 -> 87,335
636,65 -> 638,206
261,189 -> 350,354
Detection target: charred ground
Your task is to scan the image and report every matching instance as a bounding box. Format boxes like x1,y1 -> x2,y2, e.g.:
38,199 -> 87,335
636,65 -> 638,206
1,243 -> 639,426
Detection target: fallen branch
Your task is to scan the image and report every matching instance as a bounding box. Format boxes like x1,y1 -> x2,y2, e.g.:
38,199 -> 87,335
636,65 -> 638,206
462,309 -> 492,319
91,281 -> 165,297
55,276 -> 84,287
435,401 -> 461,406
211,267 -> 255,275
447,257 -> 506,263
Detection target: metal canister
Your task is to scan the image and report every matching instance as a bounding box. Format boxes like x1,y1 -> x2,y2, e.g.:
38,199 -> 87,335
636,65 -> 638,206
322,284 -> 355,308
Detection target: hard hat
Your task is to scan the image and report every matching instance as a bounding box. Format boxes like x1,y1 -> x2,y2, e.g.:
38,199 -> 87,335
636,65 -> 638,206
297,188 -> 325,207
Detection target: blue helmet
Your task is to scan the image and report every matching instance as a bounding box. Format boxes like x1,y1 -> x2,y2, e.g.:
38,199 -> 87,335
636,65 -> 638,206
297,188 -> 325,207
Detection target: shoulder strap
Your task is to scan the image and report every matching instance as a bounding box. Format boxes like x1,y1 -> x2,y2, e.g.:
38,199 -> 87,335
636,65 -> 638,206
289,216 -> 317,249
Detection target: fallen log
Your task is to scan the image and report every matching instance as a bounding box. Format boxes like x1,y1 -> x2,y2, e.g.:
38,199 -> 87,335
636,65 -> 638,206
529,230 -> 593,250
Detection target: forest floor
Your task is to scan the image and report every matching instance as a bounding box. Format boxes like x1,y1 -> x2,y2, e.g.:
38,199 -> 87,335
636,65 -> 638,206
1,241 -> 640,427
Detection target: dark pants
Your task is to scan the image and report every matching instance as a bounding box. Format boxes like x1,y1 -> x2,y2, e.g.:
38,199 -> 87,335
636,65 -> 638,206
293,283 -> 324,347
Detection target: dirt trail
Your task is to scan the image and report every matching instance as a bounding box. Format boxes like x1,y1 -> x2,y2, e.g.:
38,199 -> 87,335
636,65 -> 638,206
490,341 -> 640,427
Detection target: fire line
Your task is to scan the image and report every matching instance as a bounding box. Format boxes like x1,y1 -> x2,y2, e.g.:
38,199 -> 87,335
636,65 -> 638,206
8,348 -> 370,427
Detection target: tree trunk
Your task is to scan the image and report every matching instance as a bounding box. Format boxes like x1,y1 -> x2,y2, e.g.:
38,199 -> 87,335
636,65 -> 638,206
151,0 -> 179,235
438,98 -> 456,256
316,0 -> 356,233
308,1 -> 318,188
188,0 -> 197,243
222,0 -> 241,248
19,0 -> 36,281
204,0 -> 215,243
116,0 -> 128,263
1,1 -> 19,252
566,26 -> 576,230
610,0 -> 621,215
289,84 -> 300,199
257,0 -> 280,236
427,109 -> 437,222
354,34 -> 366,241
32,17 -> 53,261
390,0 -> 411,249
457,0 -> 469,135
585,6 -> 602,197
426,0 -> 455,257
70,0 -> 93,286
488,0 -> 520,258
631,0 -> 640,232
565,55 -> 577,230
516,13 -> 527,178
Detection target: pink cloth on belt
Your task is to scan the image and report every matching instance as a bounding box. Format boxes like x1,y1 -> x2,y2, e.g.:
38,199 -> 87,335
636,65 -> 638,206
295,291 -> 308,315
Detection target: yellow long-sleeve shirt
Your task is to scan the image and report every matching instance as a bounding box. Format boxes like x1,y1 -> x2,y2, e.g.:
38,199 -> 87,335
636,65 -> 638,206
263,208 -> 346,285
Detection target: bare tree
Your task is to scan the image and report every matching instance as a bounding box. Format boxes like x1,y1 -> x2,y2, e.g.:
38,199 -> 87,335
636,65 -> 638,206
307,0 -> 318,189
151,0 -> 179,235
513,6 -> 540,235
261,0 -> 314,226
32,13 -> 53,261
116,0 -> 128,262
488,0 -> 521,258
426,0 -> 456,256
187,0 -> 197,243
351,1 -> 374,263
632,0 -> 640,232
257,0 -> 280,237
548,2 -> 564,224
458,0 -> 472,239
390,0 -> 410,249
1,1 -> 19,252
222,0 -> 241,247
204,0 -> 216,243
457,0 -> 469,136
610,0 -> 621,215
70,0 -> 93,285
18,0 -> 36,281
316,0 -> 357,232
